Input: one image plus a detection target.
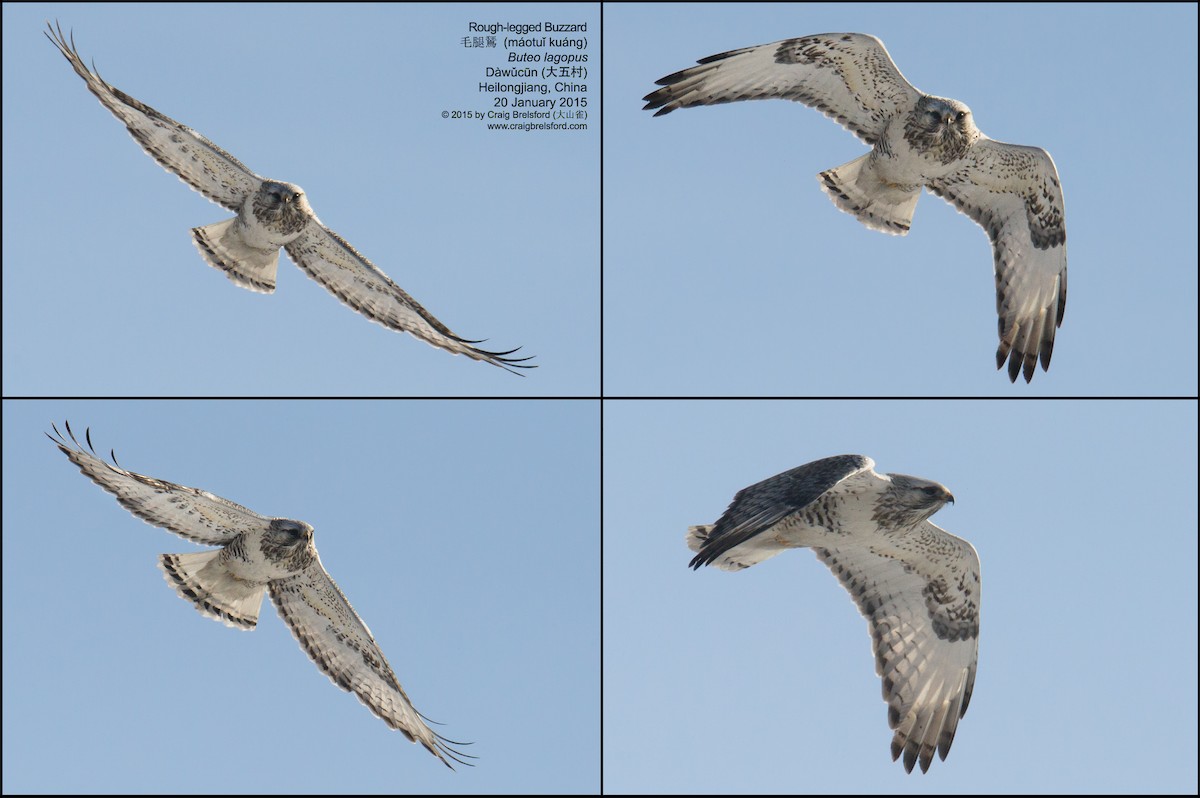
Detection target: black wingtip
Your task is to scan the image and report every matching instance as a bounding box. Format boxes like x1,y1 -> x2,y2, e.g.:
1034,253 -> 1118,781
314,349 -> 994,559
432,735 -> 478,770
448,331 -> 537,375
65,419 -> 82,449
1039,346 -> 1053,373
1000,350 -> 1020,383
472,344 -> 538,376
46,421 -> 69,450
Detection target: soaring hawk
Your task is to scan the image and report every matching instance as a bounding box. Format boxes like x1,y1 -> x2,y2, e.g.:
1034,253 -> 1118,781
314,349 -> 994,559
646,34 -> 1067,382
688,454 -> 980,772
50,421 -> 472,768
47,22 -> 533,374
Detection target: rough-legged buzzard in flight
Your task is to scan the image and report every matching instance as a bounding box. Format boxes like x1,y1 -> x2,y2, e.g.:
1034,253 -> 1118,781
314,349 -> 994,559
688,454 -> 980,773
646,34 -> 1067,382
49,421 -> 472,768
46,22 -> 532,374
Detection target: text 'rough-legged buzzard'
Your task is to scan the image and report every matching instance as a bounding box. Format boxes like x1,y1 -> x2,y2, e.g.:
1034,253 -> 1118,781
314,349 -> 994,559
687,454 -> 980,773
49,421 -> 472,768
46,22 -> 532,374
645,34 -> 1067,382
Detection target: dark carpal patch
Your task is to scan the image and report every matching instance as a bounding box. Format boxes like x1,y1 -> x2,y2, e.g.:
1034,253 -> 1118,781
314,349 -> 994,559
775,36 -> 835,67
923,573 -> 979,642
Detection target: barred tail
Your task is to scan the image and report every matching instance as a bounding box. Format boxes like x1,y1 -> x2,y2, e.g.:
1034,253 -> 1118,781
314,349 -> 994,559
818,155 -> 920,236
686,524 -> 785,572
686,524 -> 715,555
192,218 -> 280,294
158,550 -> 265,630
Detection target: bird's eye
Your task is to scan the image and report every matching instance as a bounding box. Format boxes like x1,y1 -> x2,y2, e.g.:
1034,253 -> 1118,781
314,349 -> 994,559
922,486 -> 939,494
956,111 -> 966,121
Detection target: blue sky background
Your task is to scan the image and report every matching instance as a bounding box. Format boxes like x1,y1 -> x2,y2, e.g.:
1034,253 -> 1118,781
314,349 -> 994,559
604,4 -> 1198,396
5,5 -> 1199,795
2,400 -> 599,793
2,3 -> 599,397
604,399 -> 1198,794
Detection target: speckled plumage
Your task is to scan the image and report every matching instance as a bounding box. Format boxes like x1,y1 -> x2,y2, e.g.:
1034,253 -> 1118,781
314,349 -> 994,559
687,455 -> 980,773
45,22 -> 532,374
645,33 -> 1067,383
48,421 -> 471,769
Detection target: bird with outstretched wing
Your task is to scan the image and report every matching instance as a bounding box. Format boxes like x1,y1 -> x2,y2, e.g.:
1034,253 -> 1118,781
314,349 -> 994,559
646,34 -> 1067,382
688,454 -> 980,773
49,421 -> 473,768
47,21 -> 533,374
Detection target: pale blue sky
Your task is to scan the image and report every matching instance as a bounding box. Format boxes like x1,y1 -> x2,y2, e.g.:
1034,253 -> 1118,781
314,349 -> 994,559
603,399 -> 1198,793
2,3 -> 599,396
4,4 -> 1199,796
2,400 -> 599,793
604,3 -> 1198,395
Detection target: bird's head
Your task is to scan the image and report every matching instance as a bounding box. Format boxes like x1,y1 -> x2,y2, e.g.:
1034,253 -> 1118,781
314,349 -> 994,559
266,518 -> 314,545
252,180 -> 312,236
907,95 -> 978,163
921,96 -> 973,129
261,518 -> 316,571
879,473 -> 955,526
